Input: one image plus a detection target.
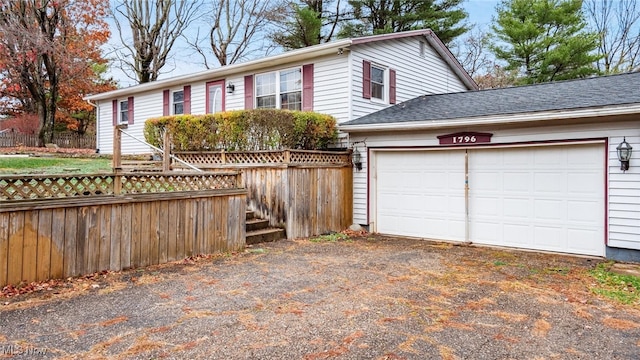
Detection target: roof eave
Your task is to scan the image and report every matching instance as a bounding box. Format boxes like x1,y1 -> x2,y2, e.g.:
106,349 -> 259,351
339,103 -> 640,133
84,39 -> 353,101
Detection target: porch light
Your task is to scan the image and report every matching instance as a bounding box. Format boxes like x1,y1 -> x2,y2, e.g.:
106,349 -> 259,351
617,137 -> 633,171
353,147 -> 362,171
226,83 -> 235,94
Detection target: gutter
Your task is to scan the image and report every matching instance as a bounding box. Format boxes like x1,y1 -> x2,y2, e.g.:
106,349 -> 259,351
339,103 -> 640,133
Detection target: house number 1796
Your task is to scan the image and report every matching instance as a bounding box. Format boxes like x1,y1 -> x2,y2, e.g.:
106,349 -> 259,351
452,136 -> 476,144
437,132 -> 493,145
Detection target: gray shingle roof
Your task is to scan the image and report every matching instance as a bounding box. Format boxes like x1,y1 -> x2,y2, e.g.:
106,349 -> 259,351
342,72 -> 640,126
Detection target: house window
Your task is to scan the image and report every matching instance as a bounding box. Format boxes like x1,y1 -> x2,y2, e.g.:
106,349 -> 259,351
371,65 -> 385,100
120,100 -> 128,123
173,90 -> 184,114
255,68 -> 301,110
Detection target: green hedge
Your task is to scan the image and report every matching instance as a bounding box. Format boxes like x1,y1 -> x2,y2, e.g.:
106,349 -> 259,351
143,109 -> 338,151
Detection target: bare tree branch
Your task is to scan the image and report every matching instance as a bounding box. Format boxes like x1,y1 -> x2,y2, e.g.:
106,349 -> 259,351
111,0 -> 202,83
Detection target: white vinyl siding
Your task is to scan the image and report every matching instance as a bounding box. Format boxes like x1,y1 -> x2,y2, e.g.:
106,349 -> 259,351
350,36 -> 469,120
350,120 -> 640,253
312,54 -> 350,124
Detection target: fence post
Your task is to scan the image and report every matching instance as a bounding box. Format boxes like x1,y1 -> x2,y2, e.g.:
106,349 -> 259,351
163,130 -> 171,172
284,150 -> 291,164
113,126 -> 122,195
221,149 -> 226,164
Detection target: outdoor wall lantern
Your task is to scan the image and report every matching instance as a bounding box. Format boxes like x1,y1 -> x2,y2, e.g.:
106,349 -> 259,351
353,147 -> 362,171
617,137 -> 633,171
226,83 -> 235,94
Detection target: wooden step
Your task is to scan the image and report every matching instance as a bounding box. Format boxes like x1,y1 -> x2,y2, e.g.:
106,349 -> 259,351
246,218 -> 269,232
246,211 -> 256,220
246,228 -> 285,245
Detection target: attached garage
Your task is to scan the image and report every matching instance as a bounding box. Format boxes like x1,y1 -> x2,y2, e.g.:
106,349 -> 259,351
342,72 -> 640,260
374,143 -> 605,256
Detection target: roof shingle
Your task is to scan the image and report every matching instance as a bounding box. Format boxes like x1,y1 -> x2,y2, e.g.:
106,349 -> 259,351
341,72 -> 640,126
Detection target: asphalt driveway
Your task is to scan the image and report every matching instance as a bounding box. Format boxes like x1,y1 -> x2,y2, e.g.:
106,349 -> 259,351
1,235 -> 639,359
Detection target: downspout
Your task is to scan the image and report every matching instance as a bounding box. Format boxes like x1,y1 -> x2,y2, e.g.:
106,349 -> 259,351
465,149 -> 470,244
85,99 -> 99,153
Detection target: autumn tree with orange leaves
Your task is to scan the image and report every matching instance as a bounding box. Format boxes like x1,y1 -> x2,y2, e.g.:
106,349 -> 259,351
0,0 -> 113,144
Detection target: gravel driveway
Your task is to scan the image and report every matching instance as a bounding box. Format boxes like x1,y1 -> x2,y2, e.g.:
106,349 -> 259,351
1,235 -> 639,359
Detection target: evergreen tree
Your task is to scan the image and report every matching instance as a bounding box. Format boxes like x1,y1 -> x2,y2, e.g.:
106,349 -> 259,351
491,0 -> 601,84
270,0 -> 345,50
339,0 -> 468,45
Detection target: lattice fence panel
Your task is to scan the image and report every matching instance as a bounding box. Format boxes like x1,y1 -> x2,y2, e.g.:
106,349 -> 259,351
0,175 -> 114,200
175,152 -> 225,164
119,173 -> 239,194
290,151 -> 350,164
226,151 -> 285,164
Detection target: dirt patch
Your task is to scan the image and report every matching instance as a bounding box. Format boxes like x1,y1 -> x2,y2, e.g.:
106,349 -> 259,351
1,235 -> 639,359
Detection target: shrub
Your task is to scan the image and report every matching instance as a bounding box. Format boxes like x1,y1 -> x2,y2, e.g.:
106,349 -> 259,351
144,109 -> 338,151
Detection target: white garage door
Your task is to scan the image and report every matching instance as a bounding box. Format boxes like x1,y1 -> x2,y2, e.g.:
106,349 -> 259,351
374,143 -> 605,256
376,150 -> 466,241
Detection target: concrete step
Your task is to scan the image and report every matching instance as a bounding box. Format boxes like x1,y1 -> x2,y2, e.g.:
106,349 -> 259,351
246,218 -> 269,232
246,228 -> 285,245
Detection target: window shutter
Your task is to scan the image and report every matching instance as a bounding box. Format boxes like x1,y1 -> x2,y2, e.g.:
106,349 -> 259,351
363,60 -> 371,99
389,69 -> 396,104
112,99 -> 117,126
163,89 -> 169,116
183,85 -> 191,114
127,96 -> 134,124
302,64 -> 314,111
244,75 -> 254,109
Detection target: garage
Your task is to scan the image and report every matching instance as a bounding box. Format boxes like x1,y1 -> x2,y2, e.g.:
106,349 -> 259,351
374,143 -> 605,256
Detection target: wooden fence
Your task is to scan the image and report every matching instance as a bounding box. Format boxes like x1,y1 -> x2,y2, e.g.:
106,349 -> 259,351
0,132 -> 95,149
0,172 -> 246,288
176,150 -> 353,239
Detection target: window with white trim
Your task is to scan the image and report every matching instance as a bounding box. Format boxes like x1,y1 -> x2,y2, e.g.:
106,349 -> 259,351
119,100 -> 129,123
371,65 -> 385,100
173,90 -> 184,114
255,68 -> 301,110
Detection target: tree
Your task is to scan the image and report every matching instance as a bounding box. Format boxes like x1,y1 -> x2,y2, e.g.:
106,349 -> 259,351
188,0 -> 284,67
490,0 -> 601,84
585,0 -> 640,74
0,0 -> 111,144
270,0 -> 347,50
339,0 -> 469,45
112,0 -> 201,83
453,28 -> 493,77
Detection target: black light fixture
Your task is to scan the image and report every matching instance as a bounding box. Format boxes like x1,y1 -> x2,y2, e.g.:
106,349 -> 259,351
226,83 -> 235,94
353,147 -> 362,171
617,137 -> 633,171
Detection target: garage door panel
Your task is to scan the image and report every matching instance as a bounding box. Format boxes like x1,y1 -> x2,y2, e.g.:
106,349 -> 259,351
469,144 -> 604,256
376,151 -> 465,241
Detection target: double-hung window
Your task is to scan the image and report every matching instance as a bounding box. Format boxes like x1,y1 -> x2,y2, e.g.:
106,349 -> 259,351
120,100 -> 129,123
255,68 -> 302,110
370,65 -> 385,101
173,90 -> 184,114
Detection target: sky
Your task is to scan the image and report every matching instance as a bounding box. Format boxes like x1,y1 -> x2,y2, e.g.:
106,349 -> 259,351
106,0 -> 500,87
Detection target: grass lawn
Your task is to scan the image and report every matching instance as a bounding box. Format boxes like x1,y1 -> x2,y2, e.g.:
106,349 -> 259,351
0,157 -> 112,175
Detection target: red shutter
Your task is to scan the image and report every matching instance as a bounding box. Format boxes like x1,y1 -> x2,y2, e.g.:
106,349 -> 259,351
389,69 -> 397,104
244,75 -> 254,109
183,85 -> 191,114
363,60 -> 371,99
163,89 -> 169,116
112,99 -> 118,125
127,96 -> 134,124
302,64 -> 314,111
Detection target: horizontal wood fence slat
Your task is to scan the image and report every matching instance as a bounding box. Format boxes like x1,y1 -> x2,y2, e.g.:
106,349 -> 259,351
0,132 -> 95,149
0,190 -> 246,287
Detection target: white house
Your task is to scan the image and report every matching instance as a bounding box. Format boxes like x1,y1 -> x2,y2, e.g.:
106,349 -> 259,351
85,29 -> 477,154
341,72 -> 640,261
